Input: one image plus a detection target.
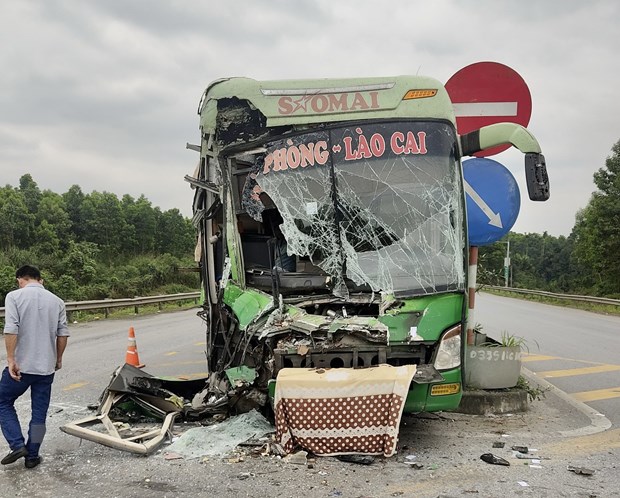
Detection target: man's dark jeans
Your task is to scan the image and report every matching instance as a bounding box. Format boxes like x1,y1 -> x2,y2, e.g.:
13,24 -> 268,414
0,367 -> 54,458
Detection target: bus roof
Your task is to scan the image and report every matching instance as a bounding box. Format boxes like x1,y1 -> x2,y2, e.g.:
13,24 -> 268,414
198,75 -> 456,134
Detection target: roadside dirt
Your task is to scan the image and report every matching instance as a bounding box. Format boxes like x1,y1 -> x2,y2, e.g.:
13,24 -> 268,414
2,385 -> 617,498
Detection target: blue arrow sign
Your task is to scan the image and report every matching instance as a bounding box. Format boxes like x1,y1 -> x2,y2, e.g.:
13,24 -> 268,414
463,158 -> 520,246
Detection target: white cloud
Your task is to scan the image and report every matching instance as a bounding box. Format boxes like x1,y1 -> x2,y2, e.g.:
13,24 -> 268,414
1,0 -> 619,236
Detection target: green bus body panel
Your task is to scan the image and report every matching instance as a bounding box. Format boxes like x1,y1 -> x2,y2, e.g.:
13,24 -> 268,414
379,293 -> 463,342
222,283 -> 272,330
381,294 -> 464,412
403,368 -> 462,413
479,123 -> 541,154
199,76 -> 456,131
222,290 -> 463,341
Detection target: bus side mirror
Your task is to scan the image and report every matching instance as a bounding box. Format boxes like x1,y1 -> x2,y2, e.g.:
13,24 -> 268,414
525,153 -> 550,201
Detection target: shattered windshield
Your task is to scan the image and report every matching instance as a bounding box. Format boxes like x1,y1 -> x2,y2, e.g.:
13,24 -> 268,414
253,121 -> 465,297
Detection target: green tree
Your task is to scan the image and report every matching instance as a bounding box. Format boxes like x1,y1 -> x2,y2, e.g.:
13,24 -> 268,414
61,241 -> 99,284
478,231 -> 578,292
477,239 -> 507,286
0,265 -> 17,306
82,191 -> 128,259
122,194 -> 157,255
18,174 -> 42,214
573,140 -> 620,295
0,175 -> 198,302
33,191 -> 72,253
33,220 -> 61,255
62,184 -> 87,241
0,186 -> 35,249
156,208 -> 195,257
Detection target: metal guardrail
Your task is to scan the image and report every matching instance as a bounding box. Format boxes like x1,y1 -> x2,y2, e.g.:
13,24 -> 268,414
0,292 -> 201,319
482,285 -> 620,307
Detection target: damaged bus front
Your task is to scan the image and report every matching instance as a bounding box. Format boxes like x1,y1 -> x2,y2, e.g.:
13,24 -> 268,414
187,76 -> 548,417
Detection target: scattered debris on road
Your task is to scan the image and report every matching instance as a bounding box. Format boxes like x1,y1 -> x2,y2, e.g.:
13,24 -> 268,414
165,410 -> 273,459
480,453 -> 510,466
60,364 -> 195,454
61,361 -> 418,460
567,465 -> 595,476
336,454 -> 375,465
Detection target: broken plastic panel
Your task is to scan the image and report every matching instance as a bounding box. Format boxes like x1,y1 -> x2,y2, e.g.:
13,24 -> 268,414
254,121 -> 465,297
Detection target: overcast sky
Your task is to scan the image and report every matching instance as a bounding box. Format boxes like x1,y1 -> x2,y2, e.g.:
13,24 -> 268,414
1,0 -> 618,237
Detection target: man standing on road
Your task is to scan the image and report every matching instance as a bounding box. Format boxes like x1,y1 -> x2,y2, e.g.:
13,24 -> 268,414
0,265 -> 69,469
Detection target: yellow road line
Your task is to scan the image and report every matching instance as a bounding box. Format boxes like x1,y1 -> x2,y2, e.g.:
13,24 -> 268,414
522,354 -> 607,366
194,342 -> 206,346
573,387 -> 620,402
521,354 -> 558,362
546,428 -> 620,456
164,351 -> 178,356
63,382 -> 89,391
540,364 -> 620,378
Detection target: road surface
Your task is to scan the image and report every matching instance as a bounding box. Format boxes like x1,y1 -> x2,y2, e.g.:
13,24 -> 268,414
475,291 -> 620,427
0,306 -> 618,496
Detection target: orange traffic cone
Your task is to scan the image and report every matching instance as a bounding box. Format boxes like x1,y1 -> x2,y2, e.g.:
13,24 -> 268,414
125,326 -> 145,368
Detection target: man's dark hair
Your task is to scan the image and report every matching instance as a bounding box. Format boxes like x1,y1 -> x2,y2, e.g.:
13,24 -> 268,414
16,265 -> 41,280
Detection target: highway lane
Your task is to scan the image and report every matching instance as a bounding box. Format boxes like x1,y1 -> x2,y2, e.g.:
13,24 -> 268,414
4,297 -> 619,428
475,291 -> 620,427
0,308 -> 209,410
2,304 -> 620,496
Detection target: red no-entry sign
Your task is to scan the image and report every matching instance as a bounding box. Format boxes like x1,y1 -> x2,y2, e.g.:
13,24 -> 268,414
446,62 -> 532,157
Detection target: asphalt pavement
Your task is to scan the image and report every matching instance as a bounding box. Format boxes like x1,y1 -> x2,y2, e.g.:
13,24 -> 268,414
1,361 -> 617,496
0,308 -> 618,497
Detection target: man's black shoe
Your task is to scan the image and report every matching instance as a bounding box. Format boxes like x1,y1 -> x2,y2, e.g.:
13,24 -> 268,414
1,447 -> 28,465
24,457 -> 42,469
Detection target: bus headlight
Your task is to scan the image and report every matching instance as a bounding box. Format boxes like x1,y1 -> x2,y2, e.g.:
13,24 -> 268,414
434,325 -> 461,370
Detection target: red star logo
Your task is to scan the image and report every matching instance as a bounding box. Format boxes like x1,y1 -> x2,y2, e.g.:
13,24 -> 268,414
292,95 -> 313,113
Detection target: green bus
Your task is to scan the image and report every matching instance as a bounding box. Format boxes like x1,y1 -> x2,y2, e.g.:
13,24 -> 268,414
187,75 -> 549,414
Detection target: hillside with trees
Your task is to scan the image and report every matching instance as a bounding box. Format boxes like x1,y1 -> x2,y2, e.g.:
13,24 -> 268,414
479,139 -> 620,299
0,174 -> 198,305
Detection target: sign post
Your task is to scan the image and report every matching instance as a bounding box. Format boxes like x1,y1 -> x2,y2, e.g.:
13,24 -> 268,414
447,61 -> 533,348
463,157 -> 520,346
504,240 -> 511,288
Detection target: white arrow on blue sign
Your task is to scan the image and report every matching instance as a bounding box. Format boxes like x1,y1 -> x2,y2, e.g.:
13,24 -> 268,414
463,158 -> 520,246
